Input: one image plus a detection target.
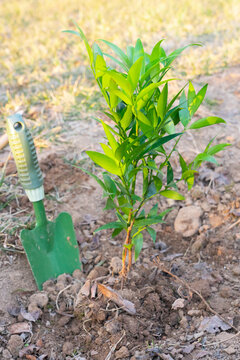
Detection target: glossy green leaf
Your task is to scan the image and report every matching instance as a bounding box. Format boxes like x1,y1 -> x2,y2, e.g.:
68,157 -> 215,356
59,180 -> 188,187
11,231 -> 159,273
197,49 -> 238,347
103,173 -> 117,196
127,57 -> 144,92
149,203 -> 158,217
132,233 -> 143,261
147,227 -> 157,243
94,221 -> 124,233
104,197 -> 116,210
112,90 -> 132,105
86,151 -> 121,176
108,71 -> 132,97
160,190 -> 185,200
95,54 -> 107,78
206,143 -> 230,156
101,121 -> 118,152
134,39 -> 145,62
112,227 -> 124,238
188,84 -> 208,116
99,39 -> 130,68
157,83 -> 168,120
121,105 -> 133,130
189,116 -> 226,129
103,53 -> 128,72
134,216 -> 165,227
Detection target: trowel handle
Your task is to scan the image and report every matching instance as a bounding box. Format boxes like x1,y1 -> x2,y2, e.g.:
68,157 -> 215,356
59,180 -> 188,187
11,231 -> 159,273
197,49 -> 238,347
6,114 -> 44,202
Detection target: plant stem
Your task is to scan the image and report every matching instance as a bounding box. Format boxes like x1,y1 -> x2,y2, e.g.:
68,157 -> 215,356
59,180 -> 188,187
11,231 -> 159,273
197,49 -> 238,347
120,212 -> 134,277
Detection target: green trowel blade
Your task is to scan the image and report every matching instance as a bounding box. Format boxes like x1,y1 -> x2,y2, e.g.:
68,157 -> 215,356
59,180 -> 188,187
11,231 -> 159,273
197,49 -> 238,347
21,212 -> 81,290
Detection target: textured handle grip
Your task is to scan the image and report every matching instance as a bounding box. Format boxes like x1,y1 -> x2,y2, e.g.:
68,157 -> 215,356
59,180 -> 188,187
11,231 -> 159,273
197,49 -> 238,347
6,114 -> 44,201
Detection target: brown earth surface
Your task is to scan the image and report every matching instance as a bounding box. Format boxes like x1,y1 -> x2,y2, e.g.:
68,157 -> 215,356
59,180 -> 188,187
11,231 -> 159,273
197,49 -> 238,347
0,66 -> 240,360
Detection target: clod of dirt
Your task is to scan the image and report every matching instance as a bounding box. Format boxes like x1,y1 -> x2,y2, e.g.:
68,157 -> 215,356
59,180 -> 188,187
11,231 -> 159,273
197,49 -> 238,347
115,346 -> 129,359
174,206 -> 203,237
62,341 -> 74,355
58,315 -> 71,327
29,292 -> 48,308
7,335 -> 23,357
110,257 -> 122,274
190,279 -> 211,298
72,268 -> 83,280
87,265 -> 108,280
105,320 -> 121,334
191,234 -> 207,254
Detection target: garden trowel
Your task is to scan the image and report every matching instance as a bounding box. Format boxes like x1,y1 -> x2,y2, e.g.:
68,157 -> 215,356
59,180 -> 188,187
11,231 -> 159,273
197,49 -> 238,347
6,114 -> 81,289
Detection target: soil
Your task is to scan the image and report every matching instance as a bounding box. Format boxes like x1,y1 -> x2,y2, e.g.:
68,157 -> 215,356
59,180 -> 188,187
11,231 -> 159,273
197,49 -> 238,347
0,66 -> 240,360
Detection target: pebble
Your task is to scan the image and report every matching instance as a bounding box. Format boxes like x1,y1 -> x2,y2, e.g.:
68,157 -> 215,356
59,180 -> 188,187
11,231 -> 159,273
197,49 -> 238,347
7,335 -> 23,357
224,346 -> 236,355
29,292 -> 48,308
232,265 -> 240,276
188,309 -> 201,317
174,206 -> 203,237
62,341 -> 74,355
115,346 -> 129,359
219,286 -> 233,298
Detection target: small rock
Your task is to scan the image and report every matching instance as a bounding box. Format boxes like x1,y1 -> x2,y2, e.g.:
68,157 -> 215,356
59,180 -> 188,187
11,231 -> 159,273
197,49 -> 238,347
224,346 -> 236,355
154,241 -> 168,251
172,298 -> 185,310
2,349 -> 12,359
72,268 -> 82,280
62,341 -> 74,355
115,346 -> 129,359
29,292 -> 48,308
8,322 -> 31,334
110,257 -> 122,274
232,265 -> 240,276
188,309 -> 201,317
105,320 -> 120,334
7,335 -> 23,357
58,316 -> 71,327
174,206 -> 203,237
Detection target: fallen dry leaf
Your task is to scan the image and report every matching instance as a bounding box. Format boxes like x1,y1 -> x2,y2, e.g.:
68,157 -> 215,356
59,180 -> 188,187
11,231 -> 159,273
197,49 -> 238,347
8,321 -> 32,334
20,307 -> 41,322
98,284 -> 136,315
79,280 -> 91,297
19,345 -> 39,358
209,214 -> 224,228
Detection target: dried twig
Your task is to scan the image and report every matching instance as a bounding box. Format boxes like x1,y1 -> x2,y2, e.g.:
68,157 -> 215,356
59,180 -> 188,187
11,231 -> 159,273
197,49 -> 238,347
104,330 -> 126,360
154,258 -> 238,332
224,218 -> 240,233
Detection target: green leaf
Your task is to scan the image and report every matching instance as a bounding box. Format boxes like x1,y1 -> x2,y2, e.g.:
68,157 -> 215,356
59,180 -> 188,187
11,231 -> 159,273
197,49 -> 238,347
94,221 -> 124,233
104,197 -> 116,210
153,176 -> 162,191
157,83 -> 168,120
108,71 -> 132,97
149,203 -> 158,217
95,54 -> 107,78
188,81 -> 196,106
189,116 -> 226,129
99,39 -> 131,68
165,43 -> 201,67
206,143 -> 230,156
147,227 -> 157,243
134,216 -> 165,227
164,119 -> 175,134
132,233 -> 143,260
193,153 -> 218,167
127,57 -> 144,92
103,53 -> 129,72
86,151 -> 121,176
137,111 -> 152,126
188,84 -> 208,116
101,121 -> 118,152
136,79 -> 175,102
103,173 -> 117,196
134,39 -> 145,62
112,227 -> 124,238
127,45 -> 135,65
111,89 -> 132,105
121,105 -> 132,130
100,143 -> 116,159
179,153 -> 188,173
167,162 -> 173,184
160,190 -> 185,200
